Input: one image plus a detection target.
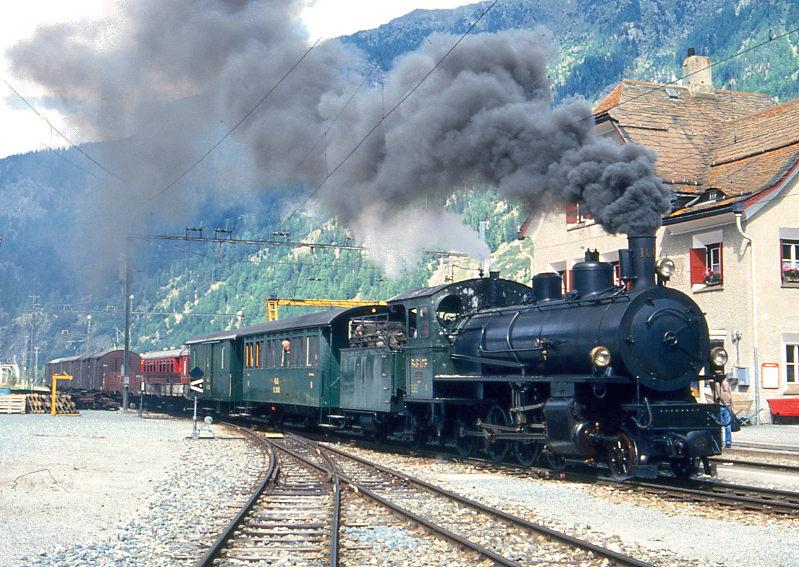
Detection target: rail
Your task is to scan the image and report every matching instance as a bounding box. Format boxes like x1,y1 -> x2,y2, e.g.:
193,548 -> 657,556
196,426 -> 277,567
307,435 -> 652,567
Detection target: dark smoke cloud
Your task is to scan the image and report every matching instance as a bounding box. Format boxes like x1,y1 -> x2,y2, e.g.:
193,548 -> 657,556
8,0 -> 363,278
8,1 -> 671,279
316,29 -> 670,239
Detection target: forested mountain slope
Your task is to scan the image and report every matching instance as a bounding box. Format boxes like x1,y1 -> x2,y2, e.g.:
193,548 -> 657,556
1,0 -> 797,372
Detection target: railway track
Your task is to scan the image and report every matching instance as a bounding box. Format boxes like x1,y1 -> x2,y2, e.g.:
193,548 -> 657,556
197,429 -> 339,566
281,433 -> 652,567
616,477 -> 799,516
230,420 -> 798,527
711,455 -> 799,474
318,434 -> 799,518
729,441 -> 799,454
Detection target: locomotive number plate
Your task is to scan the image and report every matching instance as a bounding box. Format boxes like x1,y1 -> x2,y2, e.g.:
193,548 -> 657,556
410,357 -> 429,368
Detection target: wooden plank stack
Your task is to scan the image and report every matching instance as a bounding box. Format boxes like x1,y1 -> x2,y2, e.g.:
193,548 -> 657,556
0,394 -> 27,414
25,393 -> 79,414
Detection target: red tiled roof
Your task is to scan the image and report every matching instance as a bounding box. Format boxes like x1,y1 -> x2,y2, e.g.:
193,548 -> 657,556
593,80 -> 774,195
591,78 -> 799,219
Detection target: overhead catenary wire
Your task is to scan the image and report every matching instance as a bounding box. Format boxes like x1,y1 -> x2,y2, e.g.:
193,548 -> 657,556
3,78 -> 120,179
293,74 -> 370,172
282,0 -> 501,223
143,39 -> 321,204
611,25 -> 799,110
38,140 -> 98,178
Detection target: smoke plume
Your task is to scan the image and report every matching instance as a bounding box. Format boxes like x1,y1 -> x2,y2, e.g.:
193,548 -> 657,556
8,0 -> 671,278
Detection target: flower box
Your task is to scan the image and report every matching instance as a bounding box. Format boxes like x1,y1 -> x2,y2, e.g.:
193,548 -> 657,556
782,268 -> 799,283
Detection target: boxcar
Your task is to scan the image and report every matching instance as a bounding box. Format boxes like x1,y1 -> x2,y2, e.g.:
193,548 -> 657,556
46,349 -> 141,393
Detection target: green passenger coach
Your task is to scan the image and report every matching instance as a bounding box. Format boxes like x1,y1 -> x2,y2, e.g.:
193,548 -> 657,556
187,306 -> 397,422
186,274 -> 531,438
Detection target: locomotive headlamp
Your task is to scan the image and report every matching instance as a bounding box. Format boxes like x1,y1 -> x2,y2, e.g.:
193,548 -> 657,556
656,257 -> 676,279
590,346 -> 611,368
710,347 -> 728,367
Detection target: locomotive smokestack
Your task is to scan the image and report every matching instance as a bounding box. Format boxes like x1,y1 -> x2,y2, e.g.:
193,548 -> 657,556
627,234 -> 656,290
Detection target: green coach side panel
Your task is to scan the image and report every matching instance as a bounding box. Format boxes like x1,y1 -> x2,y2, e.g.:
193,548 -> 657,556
187,339 -> 242,402
339,347 -> 394,412
242,329 -> 324,407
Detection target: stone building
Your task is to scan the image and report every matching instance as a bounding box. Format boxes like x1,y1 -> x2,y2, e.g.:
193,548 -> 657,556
521,52 -> 799,422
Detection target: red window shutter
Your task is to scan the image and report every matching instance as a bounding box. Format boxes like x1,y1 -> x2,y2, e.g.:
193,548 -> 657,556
689,248 -> 706,285
565,203 -> 578,224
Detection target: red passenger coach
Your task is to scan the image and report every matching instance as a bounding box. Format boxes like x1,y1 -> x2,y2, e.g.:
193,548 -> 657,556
139,348 -> 189,397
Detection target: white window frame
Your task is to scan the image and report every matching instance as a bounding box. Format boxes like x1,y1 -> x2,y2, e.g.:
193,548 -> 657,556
692,230 -> 724,290
785,343 -> 799,384
781,239 -> 799,284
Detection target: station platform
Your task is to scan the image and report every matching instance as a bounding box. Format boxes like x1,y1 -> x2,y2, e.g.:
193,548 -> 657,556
731,424 -> 799,449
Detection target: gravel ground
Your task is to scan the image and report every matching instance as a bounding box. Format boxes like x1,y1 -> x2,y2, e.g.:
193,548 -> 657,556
0,411 -> 265,566
327,443 -> 799,567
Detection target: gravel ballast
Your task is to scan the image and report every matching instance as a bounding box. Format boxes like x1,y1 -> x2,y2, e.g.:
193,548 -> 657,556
0,411 -> 265,566
328,443 -> 799,567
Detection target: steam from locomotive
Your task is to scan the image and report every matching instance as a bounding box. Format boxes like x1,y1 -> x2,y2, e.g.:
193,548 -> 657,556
9,0 -> 671,274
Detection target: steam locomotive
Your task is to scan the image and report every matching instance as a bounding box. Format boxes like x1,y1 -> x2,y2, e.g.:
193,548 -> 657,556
188,233 -> 727,478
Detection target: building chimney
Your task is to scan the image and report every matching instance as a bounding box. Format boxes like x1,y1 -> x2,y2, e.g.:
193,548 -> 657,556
681,48 -> 713,95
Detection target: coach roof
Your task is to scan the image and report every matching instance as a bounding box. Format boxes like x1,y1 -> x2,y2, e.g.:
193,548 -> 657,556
185,308 -> 352,345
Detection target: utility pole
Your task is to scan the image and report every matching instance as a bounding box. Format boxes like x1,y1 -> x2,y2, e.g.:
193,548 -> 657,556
86,314 -> 92,354
33,347 -> 40,387
28,295 -> 41,390
120,242 -> 131,413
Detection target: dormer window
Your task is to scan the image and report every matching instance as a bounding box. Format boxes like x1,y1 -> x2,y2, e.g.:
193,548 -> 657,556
694,188 -> 726,205
665,87 -> 680,99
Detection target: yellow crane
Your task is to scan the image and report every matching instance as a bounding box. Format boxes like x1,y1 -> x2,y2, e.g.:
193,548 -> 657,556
265,298 -> 387,321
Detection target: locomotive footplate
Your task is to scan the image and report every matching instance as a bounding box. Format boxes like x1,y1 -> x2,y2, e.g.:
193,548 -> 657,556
434,374 -> 628,383
623,402 -> 723,461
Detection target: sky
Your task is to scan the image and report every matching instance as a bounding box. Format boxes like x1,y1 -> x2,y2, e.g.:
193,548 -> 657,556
0,0 -> 472,160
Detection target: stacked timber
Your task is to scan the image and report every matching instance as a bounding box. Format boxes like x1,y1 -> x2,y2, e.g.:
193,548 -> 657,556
25,393 -> 79,414
0,394 -> 27,414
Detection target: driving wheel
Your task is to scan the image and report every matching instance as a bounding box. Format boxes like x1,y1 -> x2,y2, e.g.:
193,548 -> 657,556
455,419 -> 478,457
606,431 -> 639,480
483,405 -> 511,463
515,441 -> 540,467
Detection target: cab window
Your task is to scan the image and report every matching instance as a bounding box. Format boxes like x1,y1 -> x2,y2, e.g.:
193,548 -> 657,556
408,306 -> 430,339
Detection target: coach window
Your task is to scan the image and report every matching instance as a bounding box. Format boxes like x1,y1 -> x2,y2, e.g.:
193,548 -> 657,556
254,340 -> 263,368
266,339 -> 276,368
244,342 -> 253,369
293,335 -> 305,368
307,335 -> 319,366
281,338 -> 291,367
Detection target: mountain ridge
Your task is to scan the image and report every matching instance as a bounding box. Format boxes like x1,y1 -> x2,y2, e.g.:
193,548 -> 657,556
1,0 -> 797,376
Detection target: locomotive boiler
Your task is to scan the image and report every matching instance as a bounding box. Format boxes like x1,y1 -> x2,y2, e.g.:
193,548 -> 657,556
451,234 -> 726,477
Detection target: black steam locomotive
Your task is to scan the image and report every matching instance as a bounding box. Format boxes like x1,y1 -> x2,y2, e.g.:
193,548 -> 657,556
189,233 -> 727,479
